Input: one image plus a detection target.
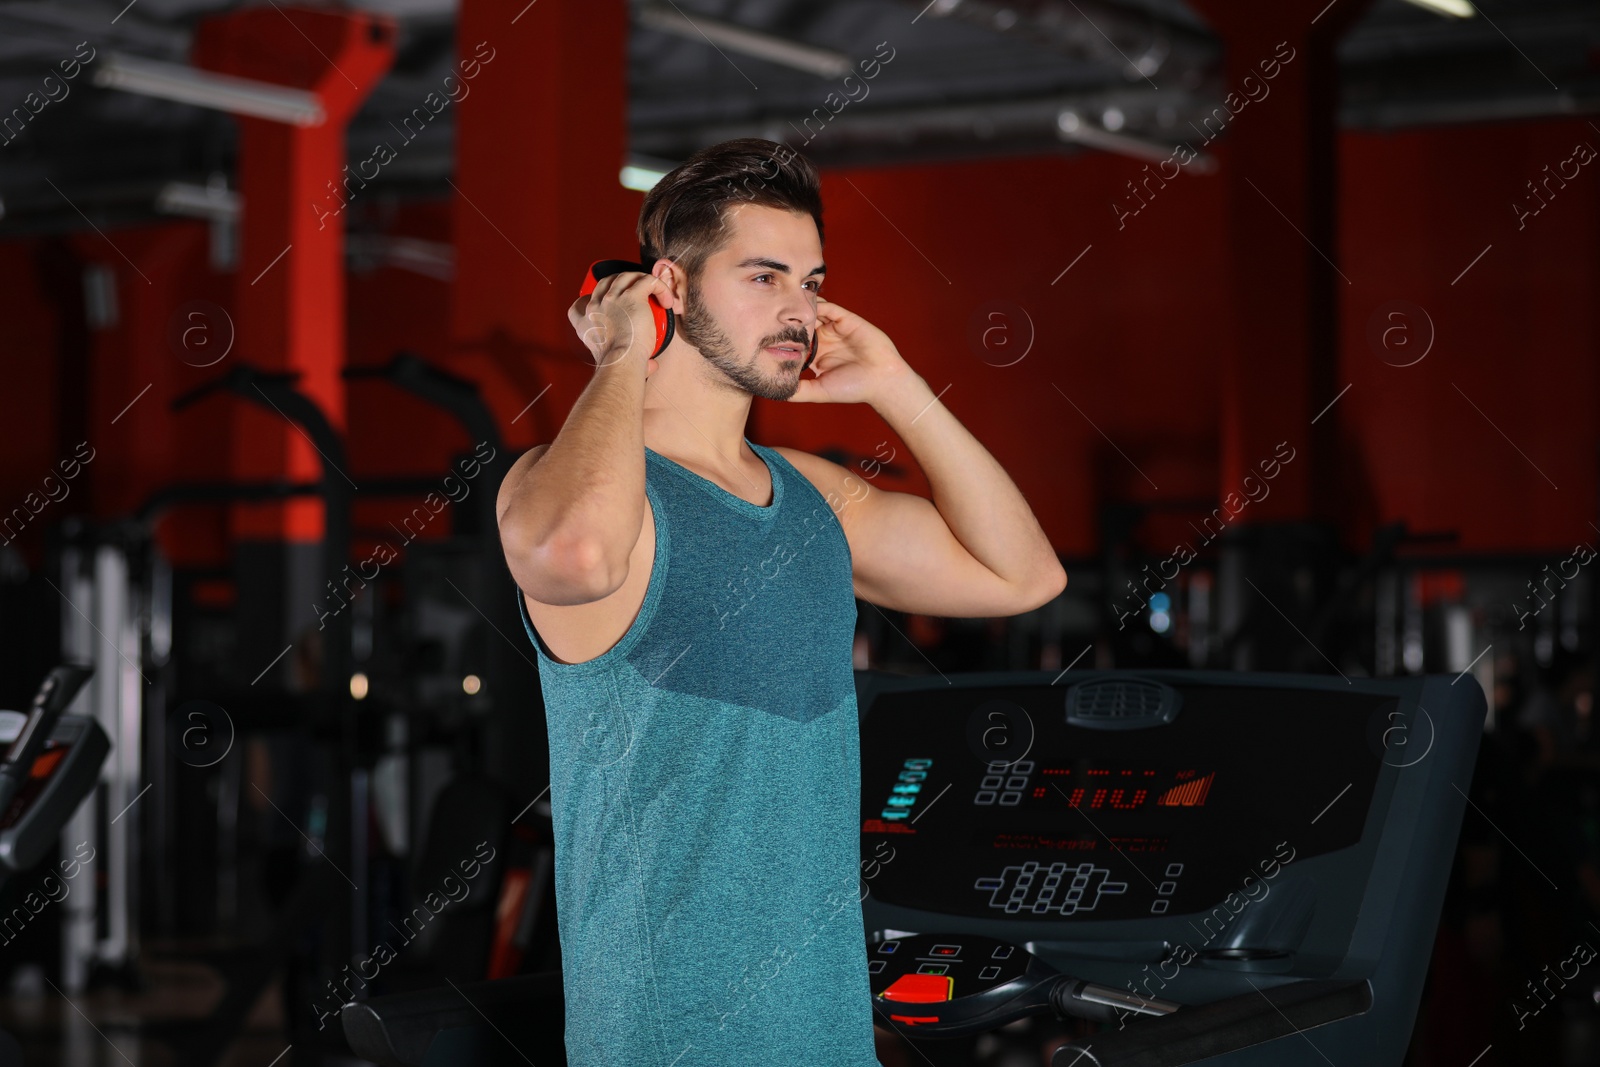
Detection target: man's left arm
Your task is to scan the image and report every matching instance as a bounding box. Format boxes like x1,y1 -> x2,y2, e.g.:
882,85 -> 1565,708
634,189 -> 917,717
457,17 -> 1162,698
782,299 -> 1067,618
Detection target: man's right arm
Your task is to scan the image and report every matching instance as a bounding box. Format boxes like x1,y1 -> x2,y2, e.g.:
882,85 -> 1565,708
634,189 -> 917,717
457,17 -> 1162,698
496,273 -> 663,606
496,361 -> 648,606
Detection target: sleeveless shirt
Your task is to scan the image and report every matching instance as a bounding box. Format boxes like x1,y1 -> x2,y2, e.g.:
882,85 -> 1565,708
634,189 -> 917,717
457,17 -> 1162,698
516,438 -> 883,1067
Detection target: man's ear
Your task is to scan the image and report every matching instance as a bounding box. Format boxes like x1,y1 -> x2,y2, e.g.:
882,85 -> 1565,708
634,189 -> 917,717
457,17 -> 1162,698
651,259 -> 687,312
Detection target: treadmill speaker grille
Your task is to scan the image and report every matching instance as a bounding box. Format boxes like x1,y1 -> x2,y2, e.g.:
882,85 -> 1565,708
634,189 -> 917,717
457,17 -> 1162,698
1065,679 -> 1180,729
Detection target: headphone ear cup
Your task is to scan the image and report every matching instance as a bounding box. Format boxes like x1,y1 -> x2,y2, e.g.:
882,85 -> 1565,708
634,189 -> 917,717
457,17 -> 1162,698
642,294 -> 674,358
657,307 -> 675,357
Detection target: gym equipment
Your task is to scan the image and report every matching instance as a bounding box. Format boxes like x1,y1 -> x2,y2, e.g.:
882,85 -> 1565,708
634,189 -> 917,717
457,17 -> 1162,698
52,533 -> 144,994
867,931 -> 1181,1034
0,665 -> 111,1067
339,668 -> 1484,1067
856,669 -> 1484,1066
131,352 -> 533,1065
137,364 -> 363,1065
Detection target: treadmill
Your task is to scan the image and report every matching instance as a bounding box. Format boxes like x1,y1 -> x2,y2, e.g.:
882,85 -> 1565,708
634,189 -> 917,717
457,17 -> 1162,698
0,666 -> 110,1067
342,669 -> 1484,1067
857,669 -> 1484,1066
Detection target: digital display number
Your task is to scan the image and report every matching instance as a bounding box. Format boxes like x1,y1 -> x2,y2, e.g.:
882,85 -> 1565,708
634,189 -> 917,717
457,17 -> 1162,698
975,765 -> 1214,811
879,758 -> 932,822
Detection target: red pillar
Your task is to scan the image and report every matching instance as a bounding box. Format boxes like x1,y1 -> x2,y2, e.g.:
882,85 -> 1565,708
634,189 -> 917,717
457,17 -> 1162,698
1186,0 -> 1373,524
443,0 -> 639,795
448,0 -> 639,445
191,8 -> 395,542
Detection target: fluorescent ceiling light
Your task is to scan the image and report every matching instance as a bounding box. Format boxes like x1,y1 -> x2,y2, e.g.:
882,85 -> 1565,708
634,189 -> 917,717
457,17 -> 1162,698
93,53 -> 325,126
155,180 -> 240,221
1397,0 -> 1475,17
621,164 -> 668,192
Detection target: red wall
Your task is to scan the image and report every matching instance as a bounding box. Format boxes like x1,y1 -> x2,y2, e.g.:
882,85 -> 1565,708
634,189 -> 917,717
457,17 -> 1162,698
759,145 -> 1229,558
1337,118 -> 1598,555
0,116 -> 1593,566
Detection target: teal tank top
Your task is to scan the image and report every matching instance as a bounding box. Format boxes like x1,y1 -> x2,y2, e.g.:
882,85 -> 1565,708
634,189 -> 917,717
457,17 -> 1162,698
516,438 -> 882,1066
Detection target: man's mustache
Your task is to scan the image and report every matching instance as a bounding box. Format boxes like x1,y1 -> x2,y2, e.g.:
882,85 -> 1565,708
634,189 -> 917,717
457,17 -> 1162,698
762,331 -> 811,349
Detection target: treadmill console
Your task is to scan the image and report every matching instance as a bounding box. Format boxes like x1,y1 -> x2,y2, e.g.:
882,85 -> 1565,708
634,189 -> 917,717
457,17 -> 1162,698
0,730 -> 82,832
861,680 -> 1390,923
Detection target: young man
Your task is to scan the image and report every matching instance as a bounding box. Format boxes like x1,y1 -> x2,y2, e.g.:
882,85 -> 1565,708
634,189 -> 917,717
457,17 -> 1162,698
496,138 -> 1064,1066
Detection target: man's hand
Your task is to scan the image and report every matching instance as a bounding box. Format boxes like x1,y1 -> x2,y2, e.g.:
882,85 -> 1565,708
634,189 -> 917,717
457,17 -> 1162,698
787,298 -> 917,406
567,271 -> 668,375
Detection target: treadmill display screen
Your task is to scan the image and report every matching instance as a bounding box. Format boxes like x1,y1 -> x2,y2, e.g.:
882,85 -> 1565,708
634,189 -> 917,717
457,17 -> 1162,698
0,742 -> 69,831
860,683 -> 1392,923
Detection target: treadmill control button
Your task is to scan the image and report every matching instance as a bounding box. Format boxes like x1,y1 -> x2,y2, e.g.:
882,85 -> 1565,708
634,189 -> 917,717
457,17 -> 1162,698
881,974 -> 954,1003
928,944 -> 961,958
878,941 -> 899,954
991,945 -> 1014,959
868,959 -> 886,974
979,965 -> 1001,980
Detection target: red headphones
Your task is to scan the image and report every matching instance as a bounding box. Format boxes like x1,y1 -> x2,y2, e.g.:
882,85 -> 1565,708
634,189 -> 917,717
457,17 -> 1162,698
579,259 -> 817,370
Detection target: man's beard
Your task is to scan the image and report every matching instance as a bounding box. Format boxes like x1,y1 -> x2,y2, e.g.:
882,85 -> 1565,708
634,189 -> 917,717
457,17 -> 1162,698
678,273 -> 807,401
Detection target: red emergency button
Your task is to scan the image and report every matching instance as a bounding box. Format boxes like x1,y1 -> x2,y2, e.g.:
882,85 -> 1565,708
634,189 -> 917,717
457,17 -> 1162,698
880,973 -> 954,1003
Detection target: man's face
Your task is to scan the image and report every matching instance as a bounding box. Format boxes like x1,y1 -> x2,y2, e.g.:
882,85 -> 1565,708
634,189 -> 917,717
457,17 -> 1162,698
675,204 -> 824,401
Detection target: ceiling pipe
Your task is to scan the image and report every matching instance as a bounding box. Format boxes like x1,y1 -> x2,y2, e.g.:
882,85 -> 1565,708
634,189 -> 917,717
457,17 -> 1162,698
92,52 -> 326,125
908,0 -> 1217,85
635,90 -> 1219,171
636,1 -> 854,78
1057,108 -> 1218,172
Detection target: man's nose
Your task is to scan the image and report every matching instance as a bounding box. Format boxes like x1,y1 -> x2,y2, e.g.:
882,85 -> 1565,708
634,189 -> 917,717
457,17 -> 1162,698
787,293 -> 818,331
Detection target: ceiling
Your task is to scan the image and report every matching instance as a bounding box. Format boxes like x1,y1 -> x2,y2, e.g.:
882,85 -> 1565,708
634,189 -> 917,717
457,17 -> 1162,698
0,0 -> 1596,237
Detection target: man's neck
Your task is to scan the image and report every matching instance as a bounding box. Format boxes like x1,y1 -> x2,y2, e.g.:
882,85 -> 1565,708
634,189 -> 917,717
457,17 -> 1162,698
641,388 -> 755,470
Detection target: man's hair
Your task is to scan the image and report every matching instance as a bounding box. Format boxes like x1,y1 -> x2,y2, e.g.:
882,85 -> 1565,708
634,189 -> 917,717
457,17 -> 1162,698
636,138 -> 823,280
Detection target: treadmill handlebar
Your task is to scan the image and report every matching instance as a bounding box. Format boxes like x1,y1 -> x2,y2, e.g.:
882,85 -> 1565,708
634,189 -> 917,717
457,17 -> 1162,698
1053,978 -> 1180,1023
1050,977 -> 1373,1067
